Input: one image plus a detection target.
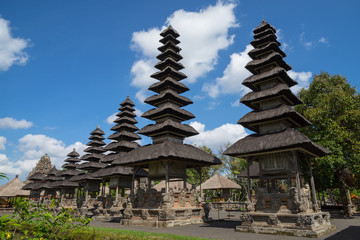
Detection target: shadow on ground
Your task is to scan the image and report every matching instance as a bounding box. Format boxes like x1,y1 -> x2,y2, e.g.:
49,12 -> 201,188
201,220 -> 240,229
325,226 -> 360,240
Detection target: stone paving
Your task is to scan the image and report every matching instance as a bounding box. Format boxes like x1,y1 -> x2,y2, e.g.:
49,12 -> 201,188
89,210 -> 360,240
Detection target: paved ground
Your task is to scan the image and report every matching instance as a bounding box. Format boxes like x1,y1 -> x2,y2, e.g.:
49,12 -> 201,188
89,211 -> 360,240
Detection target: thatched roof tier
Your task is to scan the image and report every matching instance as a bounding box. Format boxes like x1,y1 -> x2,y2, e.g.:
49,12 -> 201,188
80,153 -> 104,161
250,34 -> 281,49
41,181 -> 60,189
240,83 -> 303,110
27,172 -> 46,181
224,128 -> 330,158
89,134 -> 105,141
84,146 -> 106,153
108,131 -> 141,141
116,110 -> 136,118
238,104 -> 311,132
120,96 -> 135,107
242,66 -> 297,91
78,161 -> 107,171
112,140 -> 221,167
60,169 -> 81,177
48,167 -> 60,176
160,34 -> 180,45
151,66 -> 187,81
22,182 -> 44,190
104,141 -> 140,153
67,149 -> 80,158
62,162 -> 78,169
43,175 -> 62,181
71,172 -> 101,182
0,176 -> 29,197
92,166 -> 148,179
145,90 -> 193,107
68,173 -> 85,182
157,44 -> 182,58
239,161 -> 260,179
101,152 -> 127,164
245,52 -> 291,75
138,119 -> 198,138
160,25 -> 180,37
253,27 -> 275,39
119,105 -> 135,112
86,140 -> 106,147
154,180 -> 192,191
110,122 -> 139,132
197,173 -> 241,190
148,77 -> 189,94
52,180 -> 78,188
141,103 -> 195,121
156,49 -> 183,62
248,42 -> 286,61
64,157 -> 81,163
90,127 -> 105,135
253,20 -> 276,34
114,116 -> 138,124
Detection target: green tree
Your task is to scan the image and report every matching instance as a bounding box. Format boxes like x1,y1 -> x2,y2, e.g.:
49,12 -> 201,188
295,72 -> 360,216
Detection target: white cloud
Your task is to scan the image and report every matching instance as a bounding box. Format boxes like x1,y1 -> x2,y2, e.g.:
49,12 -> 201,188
289,70 -> 312,94
0,134 -> 87,177
130,1 -> 238,102
300,32 -> 313,50
186,121 -> 247,150
0,136 -> 6,150
318,37 -> 328,44
202,44 -> 253,98
134,108 -> 144,117
106,112 -> 117,124
231,99 -> 240,107
0,16 -> 29,71
0,117 -> 33,129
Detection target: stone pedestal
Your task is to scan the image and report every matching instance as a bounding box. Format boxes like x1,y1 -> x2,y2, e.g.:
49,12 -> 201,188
236,212 -> 336,237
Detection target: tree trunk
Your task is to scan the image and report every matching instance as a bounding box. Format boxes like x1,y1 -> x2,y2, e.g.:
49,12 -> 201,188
337,170 -> 352,217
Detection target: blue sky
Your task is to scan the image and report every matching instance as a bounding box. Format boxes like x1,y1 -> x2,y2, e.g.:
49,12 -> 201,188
0,0 -> 359,184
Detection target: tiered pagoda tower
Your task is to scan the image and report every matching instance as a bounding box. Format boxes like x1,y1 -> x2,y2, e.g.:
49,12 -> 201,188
42,166 -> 62,200
113,26 -> 221,227
55,149 -> 81,207
93,97 -> 147,217
72,127 -> 107,199
224,20 -> 334,237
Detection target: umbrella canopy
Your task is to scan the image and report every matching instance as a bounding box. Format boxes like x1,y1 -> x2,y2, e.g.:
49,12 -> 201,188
0,175 -> 30,197
197,173 -> 241,190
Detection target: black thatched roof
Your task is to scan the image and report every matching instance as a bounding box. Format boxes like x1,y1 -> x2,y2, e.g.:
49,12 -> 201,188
61,163 -> 78,169
22,182 -> 45,190
104,141 -> 140,153
160,34 -> 180,45
114,116 -> 138,124
151,66 -> 187,81
92,165 -> 148,178
112,140 -> 221,167
28,172 -> 46,181
64,157 -> 81,163
60,169 -> 81,177
158,41 -> 182,54
248,42 -> 286,61
77,161 -> 107,170
224,128 -> 330,158
253,20 -> 275,34
116,110 -> 136,118
119,105 -> 135,112
148,77 -> 189,94
145,89 -> 193,107
142,103 -> 195,121
43,175 -> 62,182
160,25 -> 180,38
245,52 -> 291,75
138,119 -> 198,138
154,56 -> 184,70
253,27 -> 275,39
242,66 -> 297,90
110,122 -> 138,132
238,104 -> 311,132
120,96 -> 135,107
241,83 -> 303,110
156,49 -> 183,62
67,149 -> 80,158
80,153 -> 104,161
101,152 -> 127,164
108,131 -> 141,141
52,180 -> 78,188
250,33 -> 281,48
90,127 -> 105,135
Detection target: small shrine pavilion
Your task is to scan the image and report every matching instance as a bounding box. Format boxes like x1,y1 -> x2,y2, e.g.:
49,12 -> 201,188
224,20 -> 335,237
113,25 -> 221,227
